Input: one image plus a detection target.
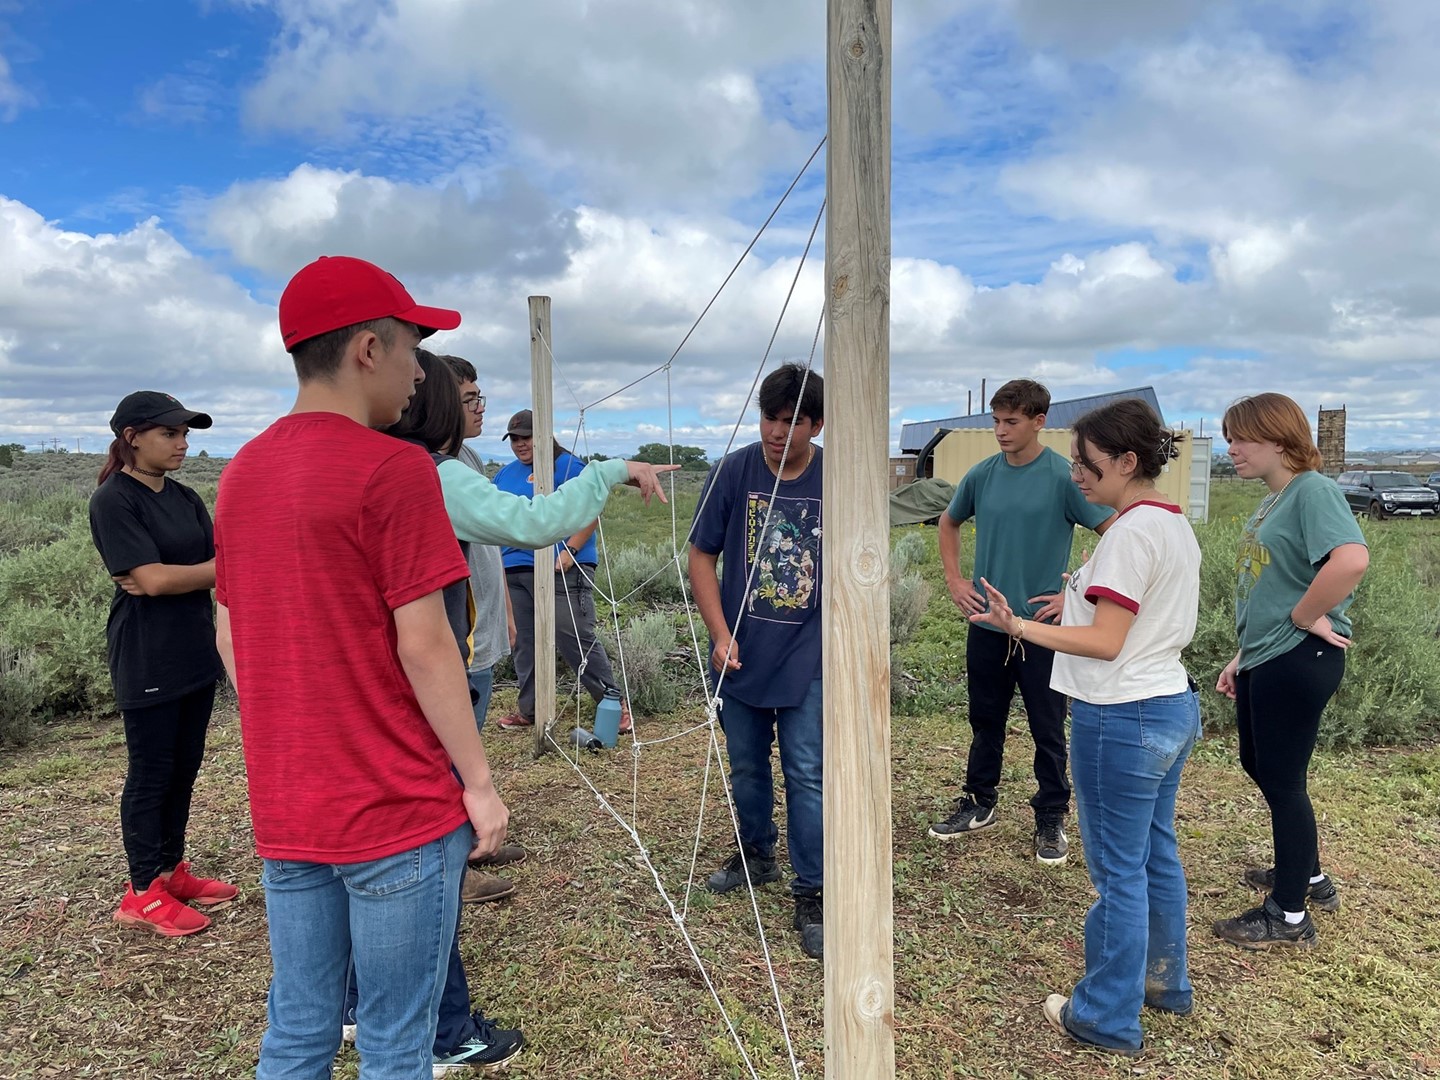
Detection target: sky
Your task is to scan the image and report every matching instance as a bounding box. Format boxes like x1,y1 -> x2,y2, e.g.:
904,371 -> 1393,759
2,0 -> 1439,460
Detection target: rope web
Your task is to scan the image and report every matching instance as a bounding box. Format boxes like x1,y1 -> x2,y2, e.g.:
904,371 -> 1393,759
514,137 -> 829,1078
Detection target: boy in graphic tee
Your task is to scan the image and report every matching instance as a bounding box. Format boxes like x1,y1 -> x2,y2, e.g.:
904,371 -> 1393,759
689,362 -> 826,961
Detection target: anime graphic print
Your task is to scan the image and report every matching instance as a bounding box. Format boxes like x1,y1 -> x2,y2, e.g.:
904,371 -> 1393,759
744,491 -> 822,620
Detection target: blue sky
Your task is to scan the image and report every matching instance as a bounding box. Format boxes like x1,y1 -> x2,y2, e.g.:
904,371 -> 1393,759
2,0 -> 1438,459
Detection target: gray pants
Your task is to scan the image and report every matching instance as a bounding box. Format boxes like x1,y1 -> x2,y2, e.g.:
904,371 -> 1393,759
507,565 -> 617,722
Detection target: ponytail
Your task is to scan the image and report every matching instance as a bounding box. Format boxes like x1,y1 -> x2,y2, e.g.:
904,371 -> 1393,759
97,423 -> 160,486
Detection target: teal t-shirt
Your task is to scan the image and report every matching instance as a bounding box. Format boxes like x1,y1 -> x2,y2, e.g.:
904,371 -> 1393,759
946,447 -> 1114,631
1235,470 -> 1366,671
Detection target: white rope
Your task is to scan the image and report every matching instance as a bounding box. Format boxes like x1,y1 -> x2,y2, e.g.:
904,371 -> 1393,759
507,153 -> 831,1080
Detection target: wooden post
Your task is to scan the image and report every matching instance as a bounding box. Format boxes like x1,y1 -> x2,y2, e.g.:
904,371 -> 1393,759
823,0 -> 894,1077
529,296 -> 557,757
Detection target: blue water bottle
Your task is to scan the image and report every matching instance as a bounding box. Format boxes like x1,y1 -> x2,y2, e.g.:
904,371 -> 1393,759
593,689 -> 623,748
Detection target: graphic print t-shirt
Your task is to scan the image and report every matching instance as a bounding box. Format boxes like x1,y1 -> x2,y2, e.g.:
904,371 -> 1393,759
691,441 -> 823,709
1234,470 -> 1365,672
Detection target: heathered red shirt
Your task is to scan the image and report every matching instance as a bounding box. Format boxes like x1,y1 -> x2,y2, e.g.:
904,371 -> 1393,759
215,412 -> 470,862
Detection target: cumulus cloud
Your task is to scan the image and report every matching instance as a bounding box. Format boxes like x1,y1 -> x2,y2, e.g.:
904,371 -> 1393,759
198,164 -> 578,280
0,197 -> 284,449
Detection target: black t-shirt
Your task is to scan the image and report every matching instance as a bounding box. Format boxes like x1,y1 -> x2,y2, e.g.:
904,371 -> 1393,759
88,473 -> 225,710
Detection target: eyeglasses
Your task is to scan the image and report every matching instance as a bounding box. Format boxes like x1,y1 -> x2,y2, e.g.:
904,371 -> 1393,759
460,392 -> 486,411
1069,454 -> 1118,477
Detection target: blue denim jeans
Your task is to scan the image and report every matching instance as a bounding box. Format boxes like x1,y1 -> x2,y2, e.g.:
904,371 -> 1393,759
469,664 -> 495,733
717,678 -> 823,894
257,823 -> 472,1080
1064,689 -> 1199,1053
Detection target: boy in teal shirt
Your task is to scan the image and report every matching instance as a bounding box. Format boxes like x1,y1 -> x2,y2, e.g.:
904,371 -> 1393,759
929,379 -> 1113,863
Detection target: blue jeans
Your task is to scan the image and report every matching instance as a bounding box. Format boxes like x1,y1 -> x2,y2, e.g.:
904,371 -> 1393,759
717,678 -> 823,894
257,823 -> 472,1080
469,664 -> 495,733
1064,689 -> 1199,1053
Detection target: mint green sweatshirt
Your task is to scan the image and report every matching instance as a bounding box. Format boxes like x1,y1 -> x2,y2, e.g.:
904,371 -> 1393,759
435,456 -> 630,548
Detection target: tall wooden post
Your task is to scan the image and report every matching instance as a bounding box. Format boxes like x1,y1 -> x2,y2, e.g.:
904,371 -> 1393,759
823,1 -> 894,1078
529,296 -> 557,757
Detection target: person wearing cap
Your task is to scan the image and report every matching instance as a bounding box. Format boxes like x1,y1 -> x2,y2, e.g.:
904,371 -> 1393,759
214,256 -> 673,1077
88,391 -> 235,938
215,255 -> 495,1078
493,409 -> 630,733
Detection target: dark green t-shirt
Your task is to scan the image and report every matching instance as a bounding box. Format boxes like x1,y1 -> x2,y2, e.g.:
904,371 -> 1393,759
946,446 -> 1114,630
1234,470 -> 1365,671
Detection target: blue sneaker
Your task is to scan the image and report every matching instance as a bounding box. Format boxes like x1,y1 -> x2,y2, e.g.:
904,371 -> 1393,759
432,1015 -> 524,1074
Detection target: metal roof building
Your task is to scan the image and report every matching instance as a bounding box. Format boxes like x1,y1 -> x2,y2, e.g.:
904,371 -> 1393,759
899,386 -> 1167,455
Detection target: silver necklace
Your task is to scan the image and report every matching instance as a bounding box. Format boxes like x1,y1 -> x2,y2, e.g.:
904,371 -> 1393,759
1250,472 -> 1298,528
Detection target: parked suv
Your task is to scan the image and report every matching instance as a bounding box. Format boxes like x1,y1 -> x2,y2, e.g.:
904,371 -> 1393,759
1336,471 -> 1440,519
1428,471 -> 1440,496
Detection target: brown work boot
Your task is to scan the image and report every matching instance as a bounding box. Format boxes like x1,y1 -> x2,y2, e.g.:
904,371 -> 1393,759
469,843 -> 528,869
461,869 -> 517,904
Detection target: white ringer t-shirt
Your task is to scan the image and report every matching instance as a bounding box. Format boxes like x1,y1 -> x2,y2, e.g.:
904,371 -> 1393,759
1050,501 -> 1201,706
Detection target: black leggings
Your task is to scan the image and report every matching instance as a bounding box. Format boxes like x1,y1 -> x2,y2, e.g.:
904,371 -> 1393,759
119,683 -> 217,888
1235,639 -> 1345,912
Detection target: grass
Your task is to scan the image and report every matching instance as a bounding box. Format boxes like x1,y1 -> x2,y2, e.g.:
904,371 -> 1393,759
4,458 -> 1440,1076
3,686 -> 1440,1077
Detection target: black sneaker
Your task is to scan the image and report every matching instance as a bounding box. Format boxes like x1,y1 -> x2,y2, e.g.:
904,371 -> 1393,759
1034,812 -> 1069,865
1212,895 -> 1317,950
1242,867 -> 1341,912
706,848 -> 781,894
432,1014 -> 525,1074
793,893 -> 824,960
928,795 -> 997,839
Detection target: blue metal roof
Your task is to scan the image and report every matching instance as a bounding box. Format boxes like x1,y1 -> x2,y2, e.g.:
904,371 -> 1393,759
899,386 -> 1166,454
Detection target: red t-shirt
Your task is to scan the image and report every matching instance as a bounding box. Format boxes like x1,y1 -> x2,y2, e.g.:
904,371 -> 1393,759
215,412 -> 470,862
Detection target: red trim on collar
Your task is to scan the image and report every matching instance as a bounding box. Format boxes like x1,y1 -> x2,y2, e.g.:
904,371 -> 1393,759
1116,499 -> 1183,519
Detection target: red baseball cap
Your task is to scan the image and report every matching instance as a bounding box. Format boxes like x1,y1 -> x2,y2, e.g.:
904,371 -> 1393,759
278,255 -> 462,351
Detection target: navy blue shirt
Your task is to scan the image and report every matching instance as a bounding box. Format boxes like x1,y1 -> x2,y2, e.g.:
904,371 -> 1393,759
691,442 -> 823,708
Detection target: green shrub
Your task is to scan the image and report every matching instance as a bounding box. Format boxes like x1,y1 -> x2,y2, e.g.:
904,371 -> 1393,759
890,571 -> 932,648
891,529 -> 930,579
1186,516 -> 1440,748
596,543 -> 688,606
0,645 -> 43,745
598,611 -> 680,716
0,524 -> 115,717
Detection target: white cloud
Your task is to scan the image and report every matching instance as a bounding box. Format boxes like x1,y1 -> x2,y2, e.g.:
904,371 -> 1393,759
198,164 -> 578,280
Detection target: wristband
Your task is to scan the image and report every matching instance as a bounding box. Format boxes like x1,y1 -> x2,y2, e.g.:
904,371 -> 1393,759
1015,618 -> 1026,641
1292,615 -> 1317,632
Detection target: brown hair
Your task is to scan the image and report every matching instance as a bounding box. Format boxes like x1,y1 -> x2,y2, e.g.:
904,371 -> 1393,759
989,379 -> 1050,418
97,422 -> 162,486
1222,393 -> 1323,474
386,349 -> 466,456
289,317 -> 399,383
437,354 -> 478,384
1072,399 -> 1182,481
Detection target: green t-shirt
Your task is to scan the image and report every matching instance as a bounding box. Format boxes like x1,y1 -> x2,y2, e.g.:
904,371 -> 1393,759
1234,470 -> 1365,671
946,447 -> 1114,631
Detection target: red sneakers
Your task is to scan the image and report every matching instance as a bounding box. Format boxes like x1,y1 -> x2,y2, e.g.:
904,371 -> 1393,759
497,712 -> 534,730
619,703 -> 633,735
163,861 -> 239,906
113,879 -> 211,937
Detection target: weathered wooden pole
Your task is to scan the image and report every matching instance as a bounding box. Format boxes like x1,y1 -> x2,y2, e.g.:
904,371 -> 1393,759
529,296 -> 557,758
822,0 -> 894,1077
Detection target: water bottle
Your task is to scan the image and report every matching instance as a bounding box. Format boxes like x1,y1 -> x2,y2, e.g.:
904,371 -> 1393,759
593,689 -> 623,748
567,727 -> 602,752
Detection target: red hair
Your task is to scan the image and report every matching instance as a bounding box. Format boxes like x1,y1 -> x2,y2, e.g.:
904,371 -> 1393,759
1222,393 -> 1323,474
97,422 -> 161,486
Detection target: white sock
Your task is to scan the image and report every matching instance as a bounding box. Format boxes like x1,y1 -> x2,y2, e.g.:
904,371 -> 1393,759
1283,909 -> 1306,924
1310,873 -> 1326,884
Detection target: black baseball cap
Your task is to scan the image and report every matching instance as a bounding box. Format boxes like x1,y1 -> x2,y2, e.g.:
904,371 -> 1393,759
109,391 -> 214,437
502,409 -> 533,441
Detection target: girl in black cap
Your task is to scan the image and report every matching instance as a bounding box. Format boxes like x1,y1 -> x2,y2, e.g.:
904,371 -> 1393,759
88,391 -> 234,937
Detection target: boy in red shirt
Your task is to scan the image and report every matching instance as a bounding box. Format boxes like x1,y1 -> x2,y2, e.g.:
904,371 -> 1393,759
216,256 -> 507,1078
